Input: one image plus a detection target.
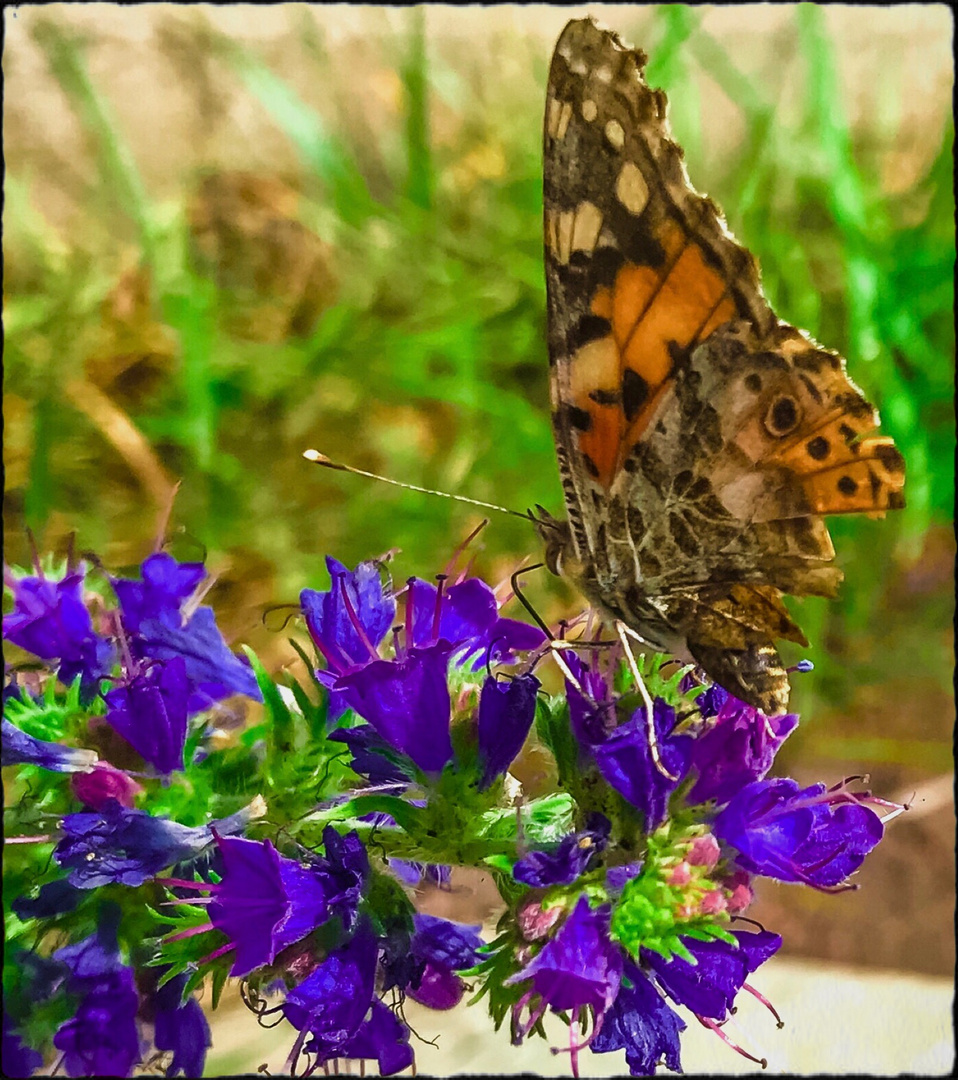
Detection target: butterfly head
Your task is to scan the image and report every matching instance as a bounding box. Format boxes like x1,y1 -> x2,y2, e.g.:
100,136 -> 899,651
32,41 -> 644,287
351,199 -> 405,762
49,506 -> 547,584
530,505 -> 574,578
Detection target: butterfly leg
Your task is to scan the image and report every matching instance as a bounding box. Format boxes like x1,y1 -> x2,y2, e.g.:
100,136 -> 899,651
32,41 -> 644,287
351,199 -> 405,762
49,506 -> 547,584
615,620 -> 678,782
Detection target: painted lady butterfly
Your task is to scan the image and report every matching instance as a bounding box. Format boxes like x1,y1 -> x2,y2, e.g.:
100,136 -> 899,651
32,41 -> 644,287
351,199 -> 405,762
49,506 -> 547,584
534,19 -> 905,715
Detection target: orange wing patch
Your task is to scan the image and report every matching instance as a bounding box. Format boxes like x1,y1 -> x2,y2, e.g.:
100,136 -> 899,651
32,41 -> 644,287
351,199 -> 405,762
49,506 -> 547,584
567,219 -> 737,488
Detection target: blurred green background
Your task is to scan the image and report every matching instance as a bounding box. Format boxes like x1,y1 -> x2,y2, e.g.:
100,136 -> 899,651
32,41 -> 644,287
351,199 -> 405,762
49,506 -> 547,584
3,3 -> 954,973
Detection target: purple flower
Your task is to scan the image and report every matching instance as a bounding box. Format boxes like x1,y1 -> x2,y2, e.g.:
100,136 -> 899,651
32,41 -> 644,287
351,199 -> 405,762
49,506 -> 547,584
591,700 -> 693,830
338,998 -> 414,1075
405,913 -> 486,1011
3,1011 -> 43,1078
513,820 -> 609,887
302,557 -> 396,674
2,717 -> 98,773
111,553 -> 205,632
564,653 -> 615,747
591,962 -> 685,1076
508,896 -> 622,1023
54,799 -> 256,888
148,971 -> 212,1078
713,778 -> 885,888
644,929 -> 781,1021
3,569 -> 115,696
135,608 -> 260,713
477,673 -> 539,789
688,693 -> 798,805
327,724 -> 410,786
203,828 -> 367,977
52,916 -> 141,1078
336,643 -> 454,774
387,859 -> 450,889
103,657 -> 189,775
406,576 -> 546,668
71,762 -> 144,810
282,923 -> 378,1056
12,877 -> 83,920
114,553 -> 261,713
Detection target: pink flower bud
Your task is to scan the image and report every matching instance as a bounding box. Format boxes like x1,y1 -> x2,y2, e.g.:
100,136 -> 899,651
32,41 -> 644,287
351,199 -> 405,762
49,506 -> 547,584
70,762 -> 143,810
698,889 -> 727,915
668,861 -> 692,886
687,834 -> 720,867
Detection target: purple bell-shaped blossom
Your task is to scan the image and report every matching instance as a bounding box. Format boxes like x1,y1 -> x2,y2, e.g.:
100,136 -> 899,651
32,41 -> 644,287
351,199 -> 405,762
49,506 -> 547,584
2,717 -> 98,774
591,961 -> 686,1076
3,568 -> 116,698
51,913 -> 141,1078
54,798 -> 260,889
114,552 -> 261,714
477,672 -> 539,789
688,691 -> 798,805
103,656 -> 190,775
713,778 -> 885,889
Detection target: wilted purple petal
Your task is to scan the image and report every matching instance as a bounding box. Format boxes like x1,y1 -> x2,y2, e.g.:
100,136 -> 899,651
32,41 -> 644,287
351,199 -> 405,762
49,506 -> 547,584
12,878 -> 83,921
55,800 -> 253,889
513,824 -> 608,888
327,724 -> 410,785
411,913 -> 485,971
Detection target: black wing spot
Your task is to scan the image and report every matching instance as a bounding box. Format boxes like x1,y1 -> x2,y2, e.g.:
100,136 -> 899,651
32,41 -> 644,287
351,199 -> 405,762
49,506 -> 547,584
566,405 -> 592,432
888,490 -> 906,510
622,368 -> 650,422
570,314 -> 613,352
582,453 -> 600,479
806,436 -> 830,461
744,373 -> 762,393
837,474 -> 858,496
589,387 -> 621,406
875,443 -> 905,473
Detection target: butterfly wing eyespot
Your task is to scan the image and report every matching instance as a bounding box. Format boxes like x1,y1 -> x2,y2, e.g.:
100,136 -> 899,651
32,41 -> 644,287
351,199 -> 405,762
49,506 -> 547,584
763,395 -> 802,438
542,18 -> 904,711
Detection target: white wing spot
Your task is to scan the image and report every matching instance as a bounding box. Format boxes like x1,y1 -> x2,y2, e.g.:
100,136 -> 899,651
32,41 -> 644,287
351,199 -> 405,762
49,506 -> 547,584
571,201 -> 603,254
604,119 -> 625,150
595,65 -> 613,84
581,98 -> 598,122
615,161 -> 649,215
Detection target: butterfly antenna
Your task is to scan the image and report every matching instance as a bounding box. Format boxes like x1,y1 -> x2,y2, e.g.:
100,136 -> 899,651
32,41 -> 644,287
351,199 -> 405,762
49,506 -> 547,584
304,449 -> 534,522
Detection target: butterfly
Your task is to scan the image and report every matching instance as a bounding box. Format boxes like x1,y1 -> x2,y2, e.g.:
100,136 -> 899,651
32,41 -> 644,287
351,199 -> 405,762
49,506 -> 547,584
533,18 -> 905,716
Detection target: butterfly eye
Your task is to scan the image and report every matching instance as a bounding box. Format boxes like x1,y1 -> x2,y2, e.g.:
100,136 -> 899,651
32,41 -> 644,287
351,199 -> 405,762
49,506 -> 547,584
764,394 -> 802,438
